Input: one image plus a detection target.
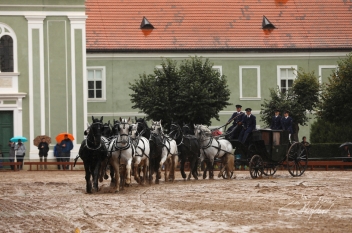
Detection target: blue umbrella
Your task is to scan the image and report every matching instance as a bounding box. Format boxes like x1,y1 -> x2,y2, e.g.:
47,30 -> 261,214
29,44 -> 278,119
10,136 -> 28,143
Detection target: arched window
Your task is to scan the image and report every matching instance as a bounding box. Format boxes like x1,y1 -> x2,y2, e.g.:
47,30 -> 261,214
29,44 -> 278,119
0,35 -> 14,72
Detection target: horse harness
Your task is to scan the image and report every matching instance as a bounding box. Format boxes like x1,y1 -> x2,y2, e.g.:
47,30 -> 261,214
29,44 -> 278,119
170,124 -> 197,154
131,135 -> 149,158
198,128 -> 232,159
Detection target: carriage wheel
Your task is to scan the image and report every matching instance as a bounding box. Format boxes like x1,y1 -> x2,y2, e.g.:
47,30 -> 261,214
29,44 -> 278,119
287,142 -> 308,177
263,163 -> 277,176
221,170 -> 234,179
249,155 -> 263,179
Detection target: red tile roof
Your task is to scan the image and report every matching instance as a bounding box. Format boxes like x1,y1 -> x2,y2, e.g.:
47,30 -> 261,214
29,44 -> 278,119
86,0 -> 352,51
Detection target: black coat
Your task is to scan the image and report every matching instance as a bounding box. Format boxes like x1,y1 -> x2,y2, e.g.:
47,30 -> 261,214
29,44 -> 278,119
38,142 -> 49,156
228,111 -> 244,126
281,116 -> 293,134
270,115 -> 283,130
242,114 -> 256,132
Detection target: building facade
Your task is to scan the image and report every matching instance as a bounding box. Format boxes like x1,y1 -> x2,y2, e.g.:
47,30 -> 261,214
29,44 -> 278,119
0,0 -> 351,160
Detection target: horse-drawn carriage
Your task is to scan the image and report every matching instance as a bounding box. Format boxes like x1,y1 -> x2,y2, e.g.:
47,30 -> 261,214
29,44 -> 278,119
225,129 -> 309,179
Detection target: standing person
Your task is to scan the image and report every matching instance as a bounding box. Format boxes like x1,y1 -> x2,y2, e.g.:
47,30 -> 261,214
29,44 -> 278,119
14,139 -> 26,170
60,134 -> 73,170
38,138 -> 49,170
54,143 -> 62,170
227,104 -> 244,140
8,141 -> 15,170
238,108 -> 256,144
301,136 -> 310,147
270,109 -> 283,130
281,110 -> 293,141
301,136 -> 311,152
342,145 -> 351,162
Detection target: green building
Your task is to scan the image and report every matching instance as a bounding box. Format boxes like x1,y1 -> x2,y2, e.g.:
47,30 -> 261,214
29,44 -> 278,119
0,0 -> 351,160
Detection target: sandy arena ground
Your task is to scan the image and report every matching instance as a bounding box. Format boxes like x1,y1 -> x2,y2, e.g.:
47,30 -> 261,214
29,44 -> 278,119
0,169 -> 351,233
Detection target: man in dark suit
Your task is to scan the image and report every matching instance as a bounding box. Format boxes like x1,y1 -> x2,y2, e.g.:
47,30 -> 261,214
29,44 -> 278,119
238,108 -> 256,144
270,109 -> 283,130
281,110 -> 293,140
226,104 -> 244,139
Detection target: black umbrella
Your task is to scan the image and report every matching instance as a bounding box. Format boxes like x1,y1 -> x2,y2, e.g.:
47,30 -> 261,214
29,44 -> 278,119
339,142 -> 352,148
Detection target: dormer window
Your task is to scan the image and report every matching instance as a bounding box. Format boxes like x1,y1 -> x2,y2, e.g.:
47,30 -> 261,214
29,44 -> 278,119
140,17 -> 154,29
262,16 -> 276,29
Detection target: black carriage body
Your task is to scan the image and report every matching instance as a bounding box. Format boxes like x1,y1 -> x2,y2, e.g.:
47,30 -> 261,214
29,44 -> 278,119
257,129 -> 289,162
232,129 -> 288,162
229,129 -> 308,178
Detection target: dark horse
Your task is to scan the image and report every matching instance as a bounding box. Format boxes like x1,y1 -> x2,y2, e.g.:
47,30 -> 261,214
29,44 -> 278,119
169,123 -> 199,180
135,117 -> 163,184
182,123 -> 210,179
78,116 -> 108,193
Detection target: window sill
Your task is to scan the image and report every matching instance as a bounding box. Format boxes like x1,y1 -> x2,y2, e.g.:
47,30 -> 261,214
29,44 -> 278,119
88,99 -> 106,102
240,97 -> 261,101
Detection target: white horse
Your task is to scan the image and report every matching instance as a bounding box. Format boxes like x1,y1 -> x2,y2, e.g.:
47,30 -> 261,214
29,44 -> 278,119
194,124 -> 234,179
151,120 -> 178,183
130,123 -> 150,185
108,117 -> 135,192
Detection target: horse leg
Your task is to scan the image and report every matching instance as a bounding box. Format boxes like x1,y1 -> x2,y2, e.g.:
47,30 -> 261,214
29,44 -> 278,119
180,158 -> 187,180
218,155 -> 227,178
190,156 -> 198,180
93,161 -> 101,192
164,158 -> 169,182
133,157 -> 141,184
110,168 -> 115,187
209,162 -> 214,179
83,161 -> 92,194
148,158 -> 154,185
125,158 -> 132,185
119,165 -> 125,191
133,164 -> 140,184
171,155 -> 178,182
142,159 -> 148,185
99,158 -> 107,183
203,160 -> 208,179
110,158 -> 119,192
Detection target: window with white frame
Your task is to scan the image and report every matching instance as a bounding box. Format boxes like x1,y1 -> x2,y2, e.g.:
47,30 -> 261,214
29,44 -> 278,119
87,67 -> 106,101
212,65 -> 222,77
319,65 -> 338,85
239,66 -> 261,100
277,65 -> 297,93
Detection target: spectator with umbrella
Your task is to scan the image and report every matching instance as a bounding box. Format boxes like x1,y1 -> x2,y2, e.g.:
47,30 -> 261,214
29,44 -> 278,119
57,133 -> 74,170
14,139 -> 26,170
54,142 -> 62,170
37,137 -> 50,170
340,142 -> 352,162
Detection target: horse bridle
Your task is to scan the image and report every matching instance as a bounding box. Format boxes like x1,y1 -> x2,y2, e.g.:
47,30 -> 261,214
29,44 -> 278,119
113,121 -> 133,150
85,121 -> 103,150
169,123 -> 183,146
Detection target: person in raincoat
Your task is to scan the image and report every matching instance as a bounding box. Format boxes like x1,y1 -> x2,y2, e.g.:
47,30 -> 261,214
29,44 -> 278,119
8,141 -> 15,170
14,139 -> 26,170
38,138 -> 49,170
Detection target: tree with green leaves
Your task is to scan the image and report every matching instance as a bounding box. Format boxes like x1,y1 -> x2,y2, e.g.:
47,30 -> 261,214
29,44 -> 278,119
129,56 -> 231,130
319,53 -> 352,123
261,69 -> 320,141
311,53 -> 352,143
